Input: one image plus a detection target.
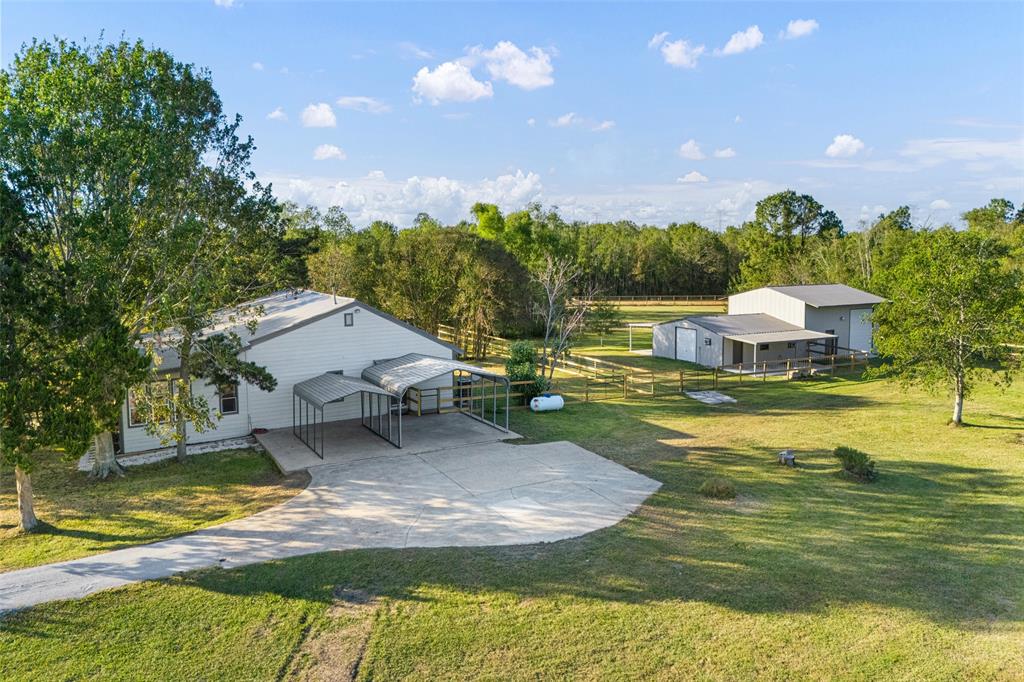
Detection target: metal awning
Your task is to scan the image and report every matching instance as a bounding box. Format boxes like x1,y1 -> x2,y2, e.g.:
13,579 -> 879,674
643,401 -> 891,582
293,372 -> 397,410
726,329 -> 836,344
361,353 -> 508,396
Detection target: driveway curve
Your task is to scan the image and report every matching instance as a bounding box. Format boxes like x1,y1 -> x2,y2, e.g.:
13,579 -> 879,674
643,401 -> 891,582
0,441 -> 660,612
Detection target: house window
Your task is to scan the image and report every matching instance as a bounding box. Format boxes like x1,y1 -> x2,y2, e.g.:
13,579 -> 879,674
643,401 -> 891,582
219,383 -> 239,415
703,338 -> 712,346
344,312 -> 354,327
787,342 -> 797,349
127,380 -> 172,427
758,343 -> 770,351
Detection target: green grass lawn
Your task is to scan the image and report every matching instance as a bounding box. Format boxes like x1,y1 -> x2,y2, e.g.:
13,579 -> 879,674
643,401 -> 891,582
0,449 -> 306,572
2,373 -> 1021,679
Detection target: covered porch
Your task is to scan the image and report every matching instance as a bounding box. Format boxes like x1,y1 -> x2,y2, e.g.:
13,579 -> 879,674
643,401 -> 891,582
722,328 -> 836,368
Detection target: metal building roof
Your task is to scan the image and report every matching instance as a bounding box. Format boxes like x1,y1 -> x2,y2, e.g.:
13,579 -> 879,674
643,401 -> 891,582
680,313 -> 802,336
361,353 -> 507,396
765,284 -> 885,308
726,329 -> 835,344
293,372 -> 397,409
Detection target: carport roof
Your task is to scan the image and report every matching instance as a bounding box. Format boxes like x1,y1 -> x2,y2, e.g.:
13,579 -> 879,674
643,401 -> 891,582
682,313 -> 802,336
726,329 -> 836,344
293,372 -> 397,409
361,353 -> 507,396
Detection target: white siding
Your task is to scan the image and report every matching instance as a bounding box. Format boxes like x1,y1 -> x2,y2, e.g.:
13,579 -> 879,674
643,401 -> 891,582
245,306 -> 453,430
121,378 -> 251,454
120,306 -> 454,454
728,289 -> 806,327
652,320 -> 725,367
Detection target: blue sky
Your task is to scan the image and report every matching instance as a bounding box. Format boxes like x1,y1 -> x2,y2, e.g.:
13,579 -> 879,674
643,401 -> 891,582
3,1 -> 1023,228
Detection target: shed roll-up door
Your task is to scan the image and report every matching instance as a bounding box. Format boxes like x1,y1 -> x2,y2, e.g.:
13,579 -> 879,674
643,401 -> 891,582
675,327 -> 697,362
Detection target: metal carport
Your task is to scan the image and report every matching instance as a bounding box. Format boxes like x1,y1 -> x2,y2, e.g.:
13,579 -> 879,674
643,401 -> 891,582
292,372 -> 402,458
362,353 -> 511,432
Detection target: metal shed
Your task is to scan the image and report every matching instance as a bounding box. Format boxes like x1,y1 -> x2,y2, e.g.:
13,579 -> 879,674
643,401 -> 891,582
292,372 -> 401,458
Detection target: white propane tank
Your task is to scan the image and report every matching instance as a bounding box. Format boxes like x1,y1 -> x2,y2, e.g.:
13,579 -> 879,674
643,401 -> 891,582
530,394 -> 565,412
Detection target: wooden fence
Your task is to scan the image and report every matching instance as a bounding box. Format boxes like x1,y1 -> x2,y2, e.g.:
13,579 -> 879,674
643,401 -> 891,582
436,324 -> 871,406
590,295 -> 726,305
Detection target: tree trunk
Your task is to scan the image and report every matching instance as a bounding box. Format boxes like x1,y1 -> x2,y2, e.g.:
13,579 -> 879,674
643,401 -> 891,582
951,377 -> 964,426
176,338 -> 192,463
15,466 -> 38,531
90,430 -> 124,478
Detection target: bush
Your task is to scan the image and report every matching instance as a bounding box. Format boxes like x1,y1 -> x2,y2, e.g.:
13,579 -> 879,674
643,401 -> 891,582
505,341 -> 549,404
833,446 -> 877,481
699,477 -> 737,499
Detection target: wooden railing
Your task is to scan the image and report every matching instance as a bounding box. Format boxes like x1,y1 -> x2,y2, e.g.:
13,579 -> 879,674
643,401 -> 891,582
589,295 -> 726,304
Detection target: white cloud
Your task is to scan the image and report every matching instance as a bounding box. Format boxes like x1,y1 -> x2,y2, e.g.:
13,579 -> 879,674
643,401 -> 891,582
659,38 -> 705,69
713,147 -> 737,159
900,137 -> 1024,165
412,62 -> 493,104
301,103 -> 336,128
267,107 -> 287,121
527,117 -> 536,127
552,112 -> 579,128
550,112 -> 615,132
312,144 -> 346,161
678,171 -> 709,183
648,32 -> 670,49
470,41 -> 555,90
336,96 -> 391,114
678,139 -> 706,160
366,170 -> 386,180
783,19 -> 819,40
267,169 -> 542,225
718,25 -> 764,56
268,171 -> 782,227
929,199 -> 952,210
213,0 -> 235,7
734,115 -> 743,124
398,42 -> 433,59
825,134 -> 865,158
251,61 -> 264,71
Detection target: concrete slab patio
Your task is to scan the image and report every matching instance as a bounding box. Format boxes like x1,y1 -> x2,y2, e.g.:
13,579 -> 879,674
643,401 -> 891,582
255,412 -> 520,473
0,440 -> 660,612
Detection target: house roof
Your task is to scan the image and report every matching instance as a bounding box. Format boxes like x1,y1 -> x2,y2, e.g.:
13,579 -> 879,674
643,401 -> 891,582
361,353 -> 507,396
293,372 -> 397,410
149,290 -> 461,371
680,313 -> 803,336
763,284 -> 884,308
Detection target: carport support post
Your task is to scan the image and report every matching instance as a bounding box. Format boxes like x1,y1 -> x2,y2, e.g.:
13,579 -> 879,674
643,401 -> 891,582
398,395 -> 402,447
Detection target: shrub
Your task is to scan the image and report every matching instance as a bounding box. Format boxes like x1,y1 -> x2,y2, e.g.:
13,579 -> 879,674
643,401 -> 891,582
699,477 -> 737,499
505,341 -> 549,404
833,446 -> 877,481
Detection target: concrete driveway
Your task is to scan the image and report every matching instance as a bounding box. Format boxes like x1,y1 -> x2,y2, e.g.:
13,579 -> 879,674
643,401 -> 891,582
0,441 -> 660,612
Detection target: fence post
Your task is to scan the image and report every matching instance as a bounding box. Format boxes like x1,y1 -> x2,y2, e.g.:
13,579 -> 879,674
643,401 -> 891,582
831,354 -> 836,377
763,361 -> 767,383
622,374 -> 628,399
585,380 -> 589,403
679,370 -> 684,393
713,367 -> 718,390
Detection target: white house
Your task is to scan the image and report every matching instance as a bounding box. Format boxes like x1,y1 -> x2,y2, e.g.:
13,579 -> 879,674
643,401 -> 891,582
652,284 -> 884,367
119,290 -> 464,454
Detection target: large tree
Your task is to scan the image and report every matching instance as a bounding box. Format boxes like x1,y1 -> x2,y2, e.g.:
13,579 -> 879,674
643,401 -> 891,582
0,38 -> 283,478
873,229 -> 1023,425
